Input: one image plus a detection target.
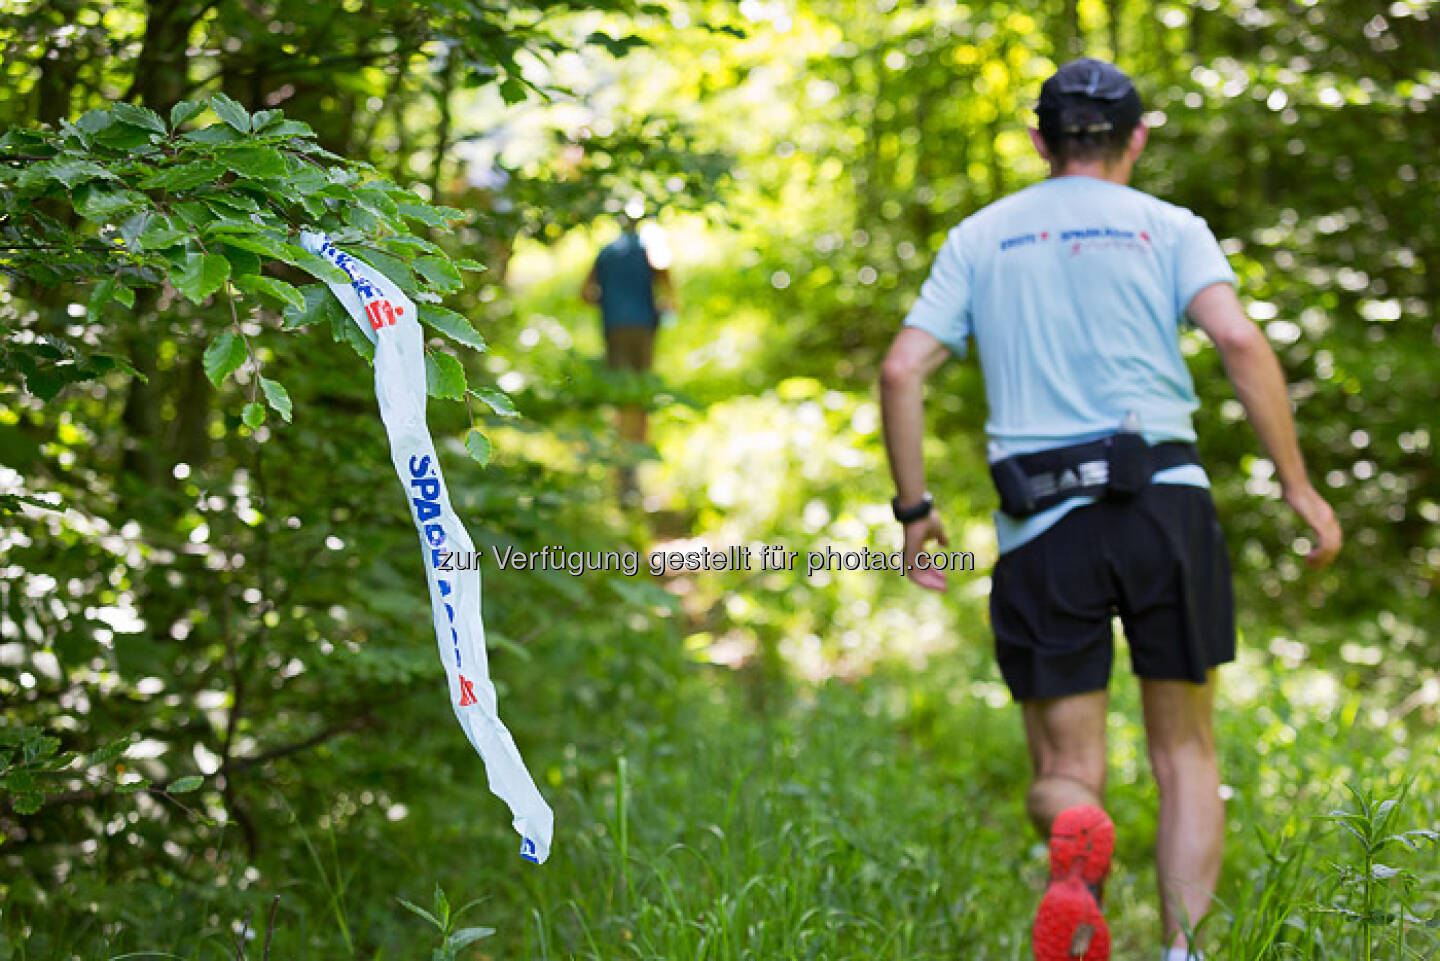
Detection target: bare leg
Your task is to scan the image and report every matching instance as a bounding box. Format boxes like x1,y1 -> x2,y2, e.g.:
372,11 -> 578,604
1141,674 -> 1223,949
1022,690 -> 1109,836
617,405 -> 648,445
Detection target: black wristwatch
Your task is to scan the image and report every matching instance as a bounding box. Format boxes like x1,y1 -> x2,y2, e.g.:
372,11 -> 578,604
891,492 -> 934,524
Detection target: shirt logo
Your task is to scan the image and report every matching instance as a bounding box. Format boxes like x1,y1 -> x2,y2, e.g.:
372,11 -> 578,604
1000,227 -> 1153,254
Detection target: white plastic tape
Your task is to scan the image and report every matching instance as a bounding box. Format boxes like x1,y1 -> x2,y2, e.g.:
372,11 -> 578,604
301,231 -> 553,863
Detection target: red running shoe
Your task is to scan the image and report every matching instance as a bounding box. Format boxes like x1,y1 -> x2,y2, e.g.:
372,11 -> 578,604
1033,804 -> 1115,961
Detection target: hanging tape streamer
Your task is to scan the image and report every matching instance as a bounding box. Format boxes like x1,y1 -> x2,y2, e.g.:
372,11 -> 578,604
301,231 -> 553,863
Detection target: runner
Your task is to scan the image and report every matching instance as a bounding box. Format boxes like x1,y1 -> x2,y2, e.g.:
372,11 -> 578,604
582,205 -> 676,503
878,58 -> 1342,961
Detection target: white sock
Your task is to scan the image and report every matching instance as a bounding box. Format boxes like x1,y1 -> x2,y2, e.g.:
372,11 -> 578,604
1162,948 -> 1203,961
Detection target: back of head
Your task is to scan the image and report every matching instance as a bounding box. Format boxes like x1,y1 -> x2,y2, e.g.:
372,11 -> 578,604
1036,58 -> 1143,169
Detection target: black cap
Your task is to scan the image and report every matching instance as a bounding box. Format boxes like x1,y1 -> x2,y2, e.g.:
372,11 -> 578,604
1037,58 -> 1142,138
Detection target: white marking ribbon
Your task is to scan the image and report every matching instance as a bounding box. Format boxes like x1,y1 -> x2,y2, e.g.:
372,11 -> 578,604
301,231 -> 553,863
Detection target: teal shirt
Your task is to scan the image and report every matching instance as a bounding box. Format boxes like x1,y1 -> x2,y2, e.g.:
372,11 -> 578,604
903,176 -> 1236,553
595,231 -> 659,329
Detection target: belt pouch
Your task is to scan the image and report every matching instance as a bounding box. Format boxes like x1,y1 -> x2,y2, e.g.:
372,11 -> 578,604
990,455 -> 1038,517
1106,432 -> 1153,499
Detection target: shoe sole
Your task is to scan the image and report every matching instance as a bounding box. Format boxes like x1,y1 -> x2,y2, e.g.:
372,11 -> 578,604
1034,805 -> 1115,960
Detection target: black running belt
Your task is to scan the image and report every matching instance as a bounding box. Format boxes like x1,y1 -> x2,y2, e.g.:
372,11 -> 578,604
990,439 -> 1200,518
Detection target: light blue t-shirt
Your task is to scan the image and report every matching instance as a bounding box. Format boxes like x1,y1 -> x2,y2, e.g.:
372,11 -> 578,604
902,176 -> 1236,554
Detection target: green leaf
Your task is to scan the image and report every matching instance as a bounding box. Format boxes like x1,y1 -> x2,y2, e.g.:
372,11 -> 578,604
453,258 -> 486,273
397,201 -> 452,228
468,387 -> 519,418
217,244 -> 261,278
414,257 -> 463,292
278,243 -> 349,285
339,246 -> 413,291
170,100 -> 204,128
425,351 -> 466,400
139,160 -> 225,191
114,777 -> 150,794
265,118 -> 315,138
11,792 -> 43,815
236,275 -> 305,311
219,145 -> 287,180
500,77 -> 528,104
242,402 -> 266,428
182,124 -> 241,145
114,284 -> 136,308
213,232 -> 285,261
259,376 -> 292,423
86,741 -> 129,765
250,108 -> 282,132
93,122 -> 154,151
167,775 -> 203,794
464,429 -> 492,466
112,102 -> 167,135
88,277 -> 117,318
120,210 -> 150,252
74,186 -> 148,222
419,305 -> 485,350
332,310 -> 375,361
75,109 -> 112,135
284,284 -> 345,328
174,252 -> 231,304
20,158 -> 116,189
397,897 -> 442,931
446,927 -> 496,950
202,331 -> 246,386
137,215 -> 187,250
209,93 -> 251,132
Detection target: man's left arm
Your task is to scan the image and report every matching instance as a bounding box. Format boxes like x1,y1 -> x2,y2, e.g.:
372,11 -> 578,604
881,327 -> 953,591
653,267 -> 676,314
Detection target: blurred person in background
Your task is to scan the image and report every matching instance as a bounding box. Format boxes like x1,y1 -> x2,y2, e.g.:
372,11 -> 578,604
879,58 -> 1341,961
582,200 -> 676,502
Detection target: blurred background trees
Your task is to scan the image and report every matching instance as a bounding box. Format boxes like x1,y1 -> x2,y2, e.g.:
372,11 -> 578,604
1,0 -> 1436,956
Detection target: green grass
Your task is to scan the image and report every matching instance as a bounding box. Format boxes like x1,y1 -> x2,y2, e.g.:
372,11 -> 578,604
15,644 -> 1435,959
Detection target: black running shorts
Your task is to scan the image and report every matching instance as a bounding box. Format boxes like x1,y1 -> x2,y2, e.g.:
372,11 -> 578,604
989,483 -> 1235,702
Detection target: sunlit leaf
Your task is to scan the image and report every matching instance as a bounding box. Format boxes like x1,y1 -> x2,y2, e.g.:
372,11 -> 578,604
203,331 -> 246,386
209,93 -> 252,132
419,305 -> 485,350
259,376 -> 293,423
425,351 -> 466,400
167,775 -> 203,794
464,429 -> 492,466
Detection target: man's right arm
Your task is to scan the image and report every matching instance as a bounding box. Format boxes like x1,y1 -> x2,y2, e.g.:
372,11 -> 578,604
1187,282 -> 1342,568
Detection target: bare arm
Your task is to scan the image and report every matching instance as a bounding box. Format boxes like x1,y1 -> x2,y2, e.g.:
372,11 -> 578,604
880,326 -> 954,590
581,264 -> 600,305
1187,282 -> 1341,568
653,267 -> 676,314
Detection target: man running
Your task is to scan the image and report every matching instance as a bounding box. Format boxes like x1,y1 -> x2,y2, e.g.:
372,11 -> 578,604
879,58 -> 1341,961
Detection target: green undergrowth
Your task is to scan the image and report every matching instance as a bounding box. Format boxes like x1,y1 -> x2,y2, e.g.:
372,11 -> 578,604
10,636 -> 1437,959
